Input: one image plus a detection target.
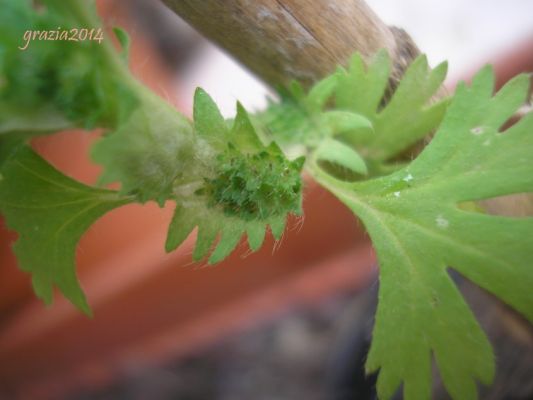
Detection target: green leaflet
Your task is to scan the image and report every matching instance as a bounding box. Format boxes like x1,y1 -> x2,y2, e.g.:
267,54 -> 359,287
113,27 -> 131,62
258,51 -> 448,176
165,201 -> 284,264
165,89 -> 304,263
335,50 -> 448,161
257,75 -> 371,151
313,138 -> 368,176
193,87 -> 230,144
0,146 -> 131,314
312,68 -> 533,400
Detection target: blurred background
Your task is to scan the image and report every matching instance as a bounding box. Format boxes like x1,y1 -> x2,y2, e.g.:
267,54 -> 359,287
0,0 -> 532,399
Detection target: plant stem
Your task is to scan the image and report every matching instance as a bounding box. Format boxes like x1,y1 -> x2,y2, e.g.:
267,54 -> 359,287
161,0 -> 419,90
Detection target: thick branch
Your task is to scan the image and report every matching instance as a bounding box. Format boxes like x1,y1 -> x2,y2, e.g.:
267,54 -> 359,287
161,0 -> 419,89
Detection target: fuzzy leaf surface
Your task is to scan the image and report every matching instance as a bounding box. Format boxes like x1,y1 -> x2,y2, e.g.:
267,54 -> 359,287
165,90 -> 303,263
313,68 -> 533,400
92,93 -> 195,205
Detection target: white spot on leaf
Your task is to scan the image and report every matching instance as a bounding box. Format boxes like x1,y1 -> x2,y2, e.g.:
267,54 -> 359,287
403,173 -> 413,182
394,191 -> 401,198
470,126 -> 484,135
436,215 -> 449,229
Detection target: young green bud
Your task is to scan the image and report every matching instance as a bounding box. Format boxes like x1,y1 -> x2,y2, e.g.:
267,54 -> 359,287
205,146 -> 304,221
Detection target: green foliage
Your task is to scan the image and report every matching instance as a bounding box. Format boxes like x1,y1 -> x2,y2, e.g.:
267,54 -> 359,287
206,146 -> 303,221
0,0 -> 303,311
112,27 -> 131,62
256,51 -> 533,400
312,138 -> 368,176
258,74 -> 373,152
165,89 -> 304,264
0,146 -> 131,314
312,68 -> 533,400
202,95 -> 304,222
259,51 -> 448,177
165,196 -> 287,265
1,2 -> 532,399
334,50 -> 448,161
0,0 -> 136,135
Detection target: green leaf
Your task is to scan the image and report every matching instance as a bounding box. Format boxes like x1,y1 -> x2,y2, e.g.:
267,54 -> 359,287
165,201 -> 279,264
113,27 -> 131,62
313,138 -> 368,175
305,74 -> 338,112
321,110 -> 373,136
246,223 -> 267,251
165,98 -> 303,263
257,51 -> 446,176
231,102 -> 265,153
193,88 -> 229,145
256,75 -> 341,150
269,216 -> 287,240
335,51 -> 449,160
0,146 -> 131,314
335,50 -> 390,117
312,68 -> 533,399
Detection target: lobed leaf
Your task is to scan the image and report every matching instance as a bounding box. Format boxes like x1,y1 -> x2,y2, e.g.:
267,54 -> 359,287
0,146 -> 131,314
313,138 -> 368,176
335,50 -> 449,160
165,201 -> 283,265
165,92 -> 304,263
314,67 -> 533,400
257,51 -> 448,177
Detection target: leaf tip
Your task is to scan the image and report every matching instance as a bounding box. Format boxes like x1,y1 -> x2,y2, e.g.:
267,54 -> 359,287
270,218 -> 286,241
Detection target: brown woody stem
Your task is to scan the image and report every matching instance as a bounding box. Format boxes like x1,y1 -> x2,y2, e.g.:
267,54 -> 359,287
161,0 -> 419,90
